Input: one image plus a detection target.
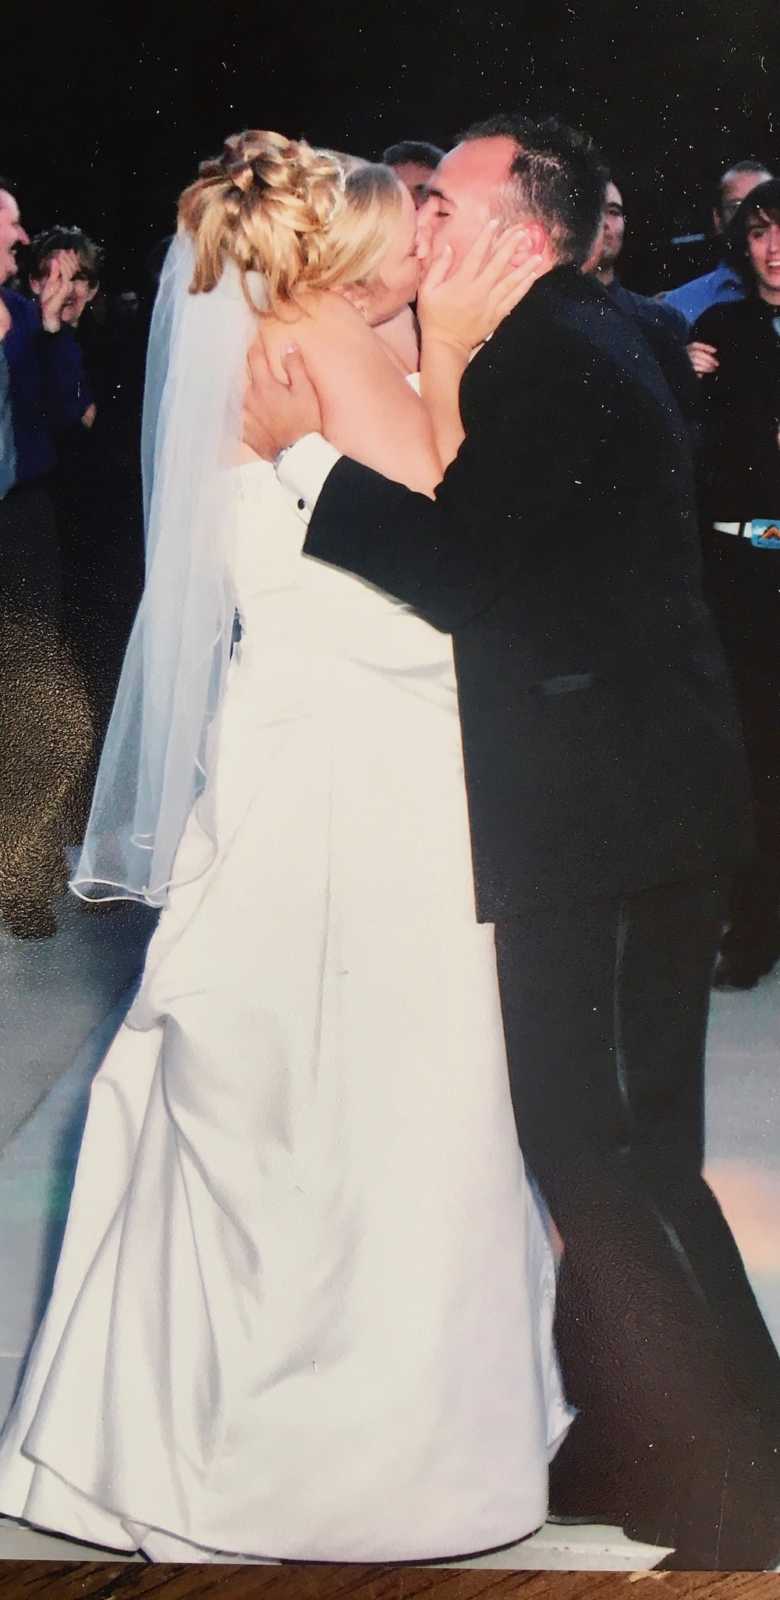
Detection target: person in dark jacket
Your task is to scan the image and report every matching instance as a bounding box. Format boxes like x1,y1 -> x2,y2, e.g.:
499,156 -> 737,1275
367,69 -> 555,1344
244,117 -> 780,1570
692,177 -> 780,988
0,181 -> 93,938
589,177 -> 700,423
26,225 -> 146,815
0,188 -> 87,615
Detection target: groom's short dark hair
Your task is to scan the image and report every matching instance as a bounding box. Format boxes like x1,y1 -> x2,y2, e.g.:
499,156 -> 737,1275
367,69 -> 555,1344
460,114 -> 609,267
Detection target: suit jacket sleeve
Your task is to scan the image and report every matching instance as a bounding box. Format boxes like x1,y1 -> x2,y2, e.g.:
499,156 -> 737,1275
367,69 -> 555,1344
303,317 -> 615,633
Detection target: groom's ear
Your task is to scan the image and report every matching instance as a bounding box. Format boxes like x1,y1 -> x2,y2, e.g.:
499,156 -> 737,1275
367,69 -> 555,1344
522,220 -> 548,258
506,220 -> 548,269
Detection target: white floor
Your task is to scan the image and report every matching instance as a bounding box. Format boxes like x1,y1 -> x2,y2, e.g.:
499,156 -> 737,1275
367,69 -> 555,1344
0,891 -> 777,1571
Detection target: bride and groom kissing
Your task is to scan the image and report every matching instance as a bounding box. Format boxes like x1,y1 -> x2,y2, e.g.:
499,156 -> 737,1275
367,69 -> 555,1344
0,114 -> 777,1569
245,114 -> 780,1569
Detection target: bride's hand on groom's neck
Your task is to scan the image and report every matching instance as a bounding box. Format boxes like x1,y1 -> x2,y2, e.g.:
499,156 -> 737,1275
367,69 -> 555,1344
243,336 -> 322,461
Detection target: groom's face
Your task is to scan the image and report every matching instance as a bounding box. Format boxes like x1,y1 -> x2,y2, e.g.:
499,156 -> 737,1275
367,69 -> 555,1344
416,137 -> 518,268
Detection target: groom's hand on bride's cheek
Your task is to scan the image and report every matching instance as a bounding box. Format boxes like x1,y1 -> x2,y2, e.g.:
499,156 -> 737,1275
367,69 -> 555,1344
243,338 -> 322,461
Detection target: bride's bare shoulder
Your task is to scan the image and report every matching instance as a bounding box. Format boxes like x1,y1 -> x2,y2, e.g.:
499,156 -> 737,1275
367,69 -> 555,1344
261,290 -> 372,355
257,290 -> 411,405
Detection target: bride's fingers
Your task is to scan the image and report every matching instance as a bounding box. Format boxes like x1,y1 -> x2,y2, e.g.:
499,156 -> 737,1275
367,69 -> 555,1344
490,259 -> 545,322
481,261 -> 543,328
498,263 -> 545,314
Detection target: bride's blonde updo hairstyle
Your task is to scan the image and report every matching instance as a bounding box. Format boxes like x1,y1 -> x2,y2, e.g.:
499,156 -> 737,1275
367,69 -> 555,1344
177,130 -> 405,315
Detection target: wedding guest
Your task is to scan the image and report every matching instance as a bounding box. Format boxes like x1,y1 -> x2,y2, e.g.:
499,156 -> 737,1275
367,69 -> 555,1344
0,180 -> 93,938
28,227 -> 102,328
0,183 -> 81,516
589,177 -> 625,289
382,139 -> 445,207
29,228 -> 146,819
587,178 -> 698,419
692,177 -> 780,988
27,228 -> 102,744
0,178 -> 22,499
0,180 -> 87,626
27,227 -> 102,434
664,159 -> 773,331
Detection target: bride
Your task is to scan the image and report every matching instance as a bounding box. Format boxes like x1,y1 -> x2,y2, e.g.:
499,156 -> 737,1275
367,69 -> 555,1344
0,131 -> 570,1563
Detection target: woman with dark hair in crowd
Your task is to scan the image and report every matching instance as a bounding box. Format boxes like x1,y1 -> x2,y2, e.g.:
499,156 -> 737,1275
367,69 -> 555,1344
691,178 -> 780,988
27,227 -> 102,434
27,226 -> 147,805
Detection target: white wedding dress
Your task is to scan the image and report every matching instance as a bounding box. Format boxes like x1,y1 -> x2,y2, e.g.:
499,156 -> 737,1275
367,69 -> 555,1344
0,449 -> 571,1563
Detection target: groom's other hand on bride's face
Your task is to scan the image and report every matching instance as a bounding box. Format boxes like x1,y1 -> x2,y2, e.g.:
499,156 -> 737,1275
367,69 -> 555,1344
243,336 -> 322,461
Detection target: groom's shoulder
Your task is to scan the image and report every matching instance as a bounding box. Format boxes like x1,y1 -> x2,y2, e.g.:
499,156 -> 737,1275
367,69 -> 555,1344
481,265 -> 604,353
515,266 -> 634,353
498,265 -> 675,400
477,266 -> 630,396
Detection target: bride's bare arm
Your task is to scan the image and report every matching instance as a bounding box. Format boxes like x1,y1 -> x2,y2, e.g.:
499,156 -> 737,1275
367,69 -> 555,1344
259,295 -> 441,496
419,337 -> 470,473
250,232 -> 542,489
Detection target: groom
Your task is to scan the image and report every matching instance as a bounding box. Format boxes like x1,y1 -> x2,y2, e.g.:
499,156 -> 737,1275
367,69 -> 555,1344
243,116 -> 780,1568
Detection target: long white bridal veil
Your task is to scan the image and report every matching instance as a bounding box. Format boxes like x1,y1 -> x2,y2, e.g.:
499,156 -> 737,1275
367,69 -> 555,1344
71,232 -> 261,905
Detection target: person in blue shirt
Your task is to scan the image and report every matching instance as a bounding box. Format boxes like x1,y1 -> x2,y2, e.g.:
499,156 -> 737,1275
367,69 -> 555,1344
663,159 -> 773,334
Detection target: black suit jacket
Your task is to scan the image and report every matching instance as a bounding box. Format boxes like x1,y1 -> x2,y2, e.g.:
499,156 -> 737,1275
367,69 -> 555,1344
603,279 -> 700,425
304,266 -> 750,920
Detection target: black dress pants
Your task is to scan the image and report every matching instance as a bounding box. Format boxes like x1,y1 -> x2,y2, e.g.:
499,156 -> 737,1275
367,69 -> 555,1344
494,874 -> 780,1565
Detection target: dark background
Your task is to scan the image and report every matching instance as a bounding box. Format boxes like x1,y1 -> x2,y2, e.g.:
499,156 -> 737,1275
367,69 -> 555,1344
5,0 -> 778,296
